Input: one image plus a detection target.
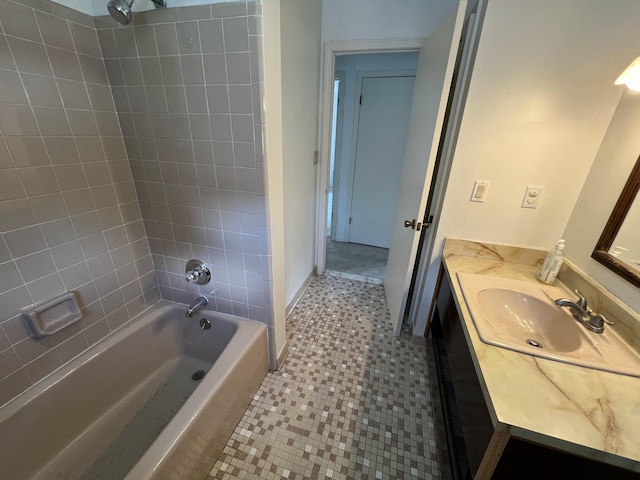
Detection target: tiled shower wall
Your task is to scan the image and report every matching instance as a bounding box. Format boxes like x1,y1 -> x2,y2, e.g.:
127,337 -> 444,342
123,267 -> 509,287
94,3 -> 276,362
0,0 -> 159,406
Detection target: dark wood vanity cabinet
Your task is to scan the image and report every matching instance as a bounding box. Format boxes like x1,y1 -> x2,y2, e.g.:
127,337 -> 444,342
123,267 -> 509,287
428,265 -> 640,480
430,267 -> 494,479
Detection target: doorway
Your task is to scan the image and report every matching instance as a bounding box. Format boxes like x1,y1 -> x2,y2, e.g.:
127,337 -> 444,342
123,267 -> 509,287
325,52 -> 419,283
317,4 -> 472,335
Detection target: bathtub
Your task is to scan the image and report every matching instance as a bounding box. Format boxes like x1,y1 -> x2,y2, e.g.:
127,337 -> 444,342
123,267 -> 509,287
0,301 -> 268,479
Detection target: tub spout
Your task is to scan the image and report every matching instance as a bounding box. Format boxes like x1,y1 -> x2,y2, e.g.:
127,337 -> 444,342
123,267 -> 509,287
185,296 -> 208,318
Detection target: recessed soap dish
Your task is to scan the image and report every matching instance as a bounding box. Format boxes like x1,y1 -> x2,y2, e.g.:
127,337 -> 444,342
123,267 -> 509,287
22,292 -> 83,339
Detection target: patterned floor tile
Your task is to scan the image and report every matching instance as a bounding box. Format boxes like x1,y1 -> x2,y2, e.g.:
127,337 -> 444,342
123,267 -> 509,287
208,275 -> 448,479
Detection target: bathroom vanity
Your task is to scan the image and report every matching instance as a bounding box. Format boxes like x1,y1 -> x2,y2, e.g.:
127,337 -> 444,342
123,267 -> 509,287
428,239 -> 640,479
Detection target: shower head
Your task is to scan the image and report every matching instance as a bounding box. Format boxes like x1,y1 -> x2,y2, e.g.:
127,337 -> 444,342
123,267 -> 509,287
107,0 -> 166,25
107,0 -> 134,25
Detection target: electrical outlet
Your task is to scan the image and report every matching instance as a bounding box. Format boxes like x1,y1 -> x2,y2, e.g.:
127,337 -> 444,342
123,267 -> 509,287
470,180 -> 489,203
522,186 -> 544,209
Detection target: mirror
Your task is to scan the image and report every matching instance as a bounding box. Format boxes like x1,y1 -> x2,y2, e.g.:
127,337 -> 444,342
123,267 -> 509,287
592,154 -> 640,287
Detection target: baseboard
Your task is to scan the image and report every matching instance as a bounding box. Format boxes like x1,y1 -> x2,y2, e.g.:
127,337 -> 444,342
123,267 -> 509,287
285,270 -> 315,318
276,341 -> 290,369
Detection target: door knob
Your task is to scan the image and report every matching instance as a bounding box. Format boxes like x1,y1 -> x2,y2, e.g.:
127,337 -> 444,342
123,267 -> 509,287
404,219 -> 416,229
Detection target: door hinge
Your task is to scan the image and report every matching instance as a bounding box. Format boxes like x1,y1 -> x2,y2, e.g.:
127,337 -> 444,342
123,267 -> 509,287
359,95 -> 362,105
349,217 -> 352,224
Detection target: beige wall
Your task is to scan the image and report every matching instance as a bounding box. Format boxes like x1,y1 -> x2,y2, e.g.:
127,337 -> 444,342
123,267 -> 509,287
414,0 -> 640,334
436,0 -> 637,249
321,0 -> 457,42
563,90 -> 640,313
261,0 -> 287,361
281,0 -> 322,307
0,0 -> 158,406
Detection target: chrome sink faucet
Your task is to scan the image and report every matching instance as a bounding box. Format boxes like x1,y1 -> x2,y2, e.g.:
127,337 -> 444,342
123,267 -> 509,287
554,290 -> 613,334
185,296 -> 208,318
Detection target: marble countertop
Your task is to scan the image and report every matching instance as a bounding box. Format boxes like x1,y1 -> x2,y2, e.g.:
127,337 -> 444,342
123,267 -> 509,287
441,239 -> 640,472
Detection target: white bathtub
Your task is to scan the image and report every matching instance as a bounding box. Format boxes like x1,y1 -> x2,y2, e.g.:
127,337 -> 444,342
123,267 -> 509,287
0,301 -> 268,479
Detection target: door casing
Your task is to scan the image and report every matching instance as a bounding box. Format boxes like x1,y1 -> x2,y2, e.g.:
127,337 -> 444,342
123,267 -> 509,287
316,39 -> 425,275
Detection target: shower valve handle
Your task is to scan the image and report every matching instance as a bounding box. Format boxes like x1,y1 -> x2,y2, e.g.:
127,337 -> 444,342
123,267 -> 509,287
186,270 -> 201,282
184,259 -> 211,285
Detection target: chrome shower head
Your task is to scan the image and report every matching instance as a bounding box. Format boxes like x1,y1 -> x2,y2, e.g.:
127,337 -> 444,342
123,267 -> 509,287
107,0 -> 134,25
107,0 -> 166,25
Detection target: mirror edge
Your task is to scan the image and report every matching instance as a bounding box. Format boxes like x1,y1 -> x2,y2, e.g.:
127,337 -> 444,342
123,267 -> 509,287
591,154 -> 640,288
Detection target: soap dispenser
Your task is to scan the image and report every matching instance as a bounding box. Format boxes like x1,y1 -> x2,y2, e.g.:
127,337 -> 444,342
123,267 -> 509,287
538,239 -> 565,284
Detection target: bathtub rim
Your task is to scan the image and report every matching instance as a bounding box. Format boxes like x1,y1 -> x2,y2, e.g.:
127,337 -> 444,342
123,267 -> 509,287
0,301 -> 265,422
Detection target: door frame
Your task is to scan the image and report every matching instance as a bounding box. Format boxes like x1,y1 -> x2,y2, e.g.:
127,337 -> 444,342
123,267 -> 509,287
329,70 -> 346,241
343,70 -> 417,244
316,39 -> 425,275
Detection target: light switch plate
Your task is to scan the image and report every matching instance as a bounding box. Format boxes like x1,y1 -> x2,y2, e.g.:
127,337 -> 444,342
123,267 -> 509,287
522,185 -> 544,209
470,180 -> 490,203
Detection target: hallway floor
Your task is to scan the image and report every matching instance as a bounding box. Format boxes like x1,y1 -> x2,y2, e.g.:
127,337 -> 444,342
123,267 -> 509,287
325,240 -> 389,284
208,275 -> 447,479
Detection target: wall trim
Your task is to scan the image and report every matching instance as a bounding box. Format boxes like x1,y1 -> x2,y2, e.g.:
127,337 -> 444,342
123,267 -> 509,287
285,270 -> 315,318
275,341 -> 290,371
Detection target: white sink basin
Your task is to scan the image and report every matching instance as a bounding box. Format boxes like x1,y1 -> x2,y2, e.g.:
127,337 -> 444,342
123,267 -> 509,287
457,273 -> 640,377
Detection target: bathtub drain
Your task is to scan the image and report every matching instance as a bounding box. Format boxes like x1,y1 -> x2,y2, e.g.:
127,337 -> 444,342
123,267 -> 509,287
192,370 -> 206,381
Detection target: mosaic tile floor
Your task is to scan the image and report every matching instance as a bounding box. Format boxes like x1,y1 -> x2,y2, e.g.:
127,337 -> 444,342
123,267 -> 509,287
209,275 -> 448,479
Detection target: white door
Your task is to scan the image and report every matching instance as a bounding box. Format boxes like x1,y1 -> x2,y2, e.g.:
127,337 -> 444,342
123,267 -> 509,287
348,76 -> 415,248
384,3 -> 467,335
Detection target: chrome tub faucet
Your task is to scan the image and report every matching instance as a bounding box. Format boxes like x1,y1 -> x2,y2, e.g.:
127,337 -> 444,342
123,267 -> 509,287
185,296 -> 208,318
